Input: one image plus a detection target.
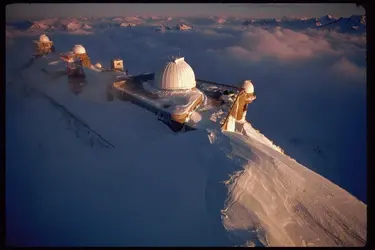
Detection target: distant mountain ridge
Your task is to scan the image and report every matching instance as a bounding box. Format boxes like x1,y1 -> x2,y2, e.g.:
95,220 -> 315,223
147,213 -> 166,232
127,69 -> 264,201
5,14 -> 365,35
242,14 -> 366,33
154,23 -> 194,32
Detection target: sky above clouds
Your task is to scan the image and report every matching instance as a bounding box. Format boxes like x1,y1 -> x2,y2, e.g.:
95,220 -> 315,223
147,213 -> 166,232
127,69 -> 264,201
6,3 -> 365,20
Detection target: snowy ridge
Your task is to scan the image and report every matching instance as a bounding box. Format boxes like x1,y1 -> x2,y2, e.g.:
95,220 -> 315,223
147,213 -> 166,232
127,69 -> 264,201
236,122 -> 285,155
209,128 -> 366,246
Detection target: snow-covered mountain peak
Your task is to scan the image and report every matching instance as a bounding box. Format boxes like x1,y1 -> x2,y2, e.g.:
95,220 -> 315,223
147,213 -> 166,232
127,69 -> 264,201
239,14 -> 365,34
30,22 -> 50,30
120,22 -> 136,27
217,18 -> 227,24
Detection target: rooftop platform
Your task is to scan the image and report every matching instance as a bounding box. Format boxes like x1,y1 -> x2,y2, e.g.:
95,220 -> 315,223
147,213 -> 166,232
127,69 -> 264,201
112,76 -> 204,125
112,73 -> 243,131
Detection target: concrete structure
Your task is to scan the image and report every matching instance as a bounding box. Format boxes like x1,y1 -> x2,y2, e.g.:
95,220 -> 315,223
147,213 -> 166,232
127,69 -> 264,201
60,53 -> 86,77
112,74 -> 203,131
154,57 -> 196,90
239,80 -> 256,122
222,80 -> 256,131
111,58 -> 124,72
72,45 -> 91,67
60,52 -> 87,94
68,78 -> 87,95
33,34 -> 54,56
68,57 -> 86,94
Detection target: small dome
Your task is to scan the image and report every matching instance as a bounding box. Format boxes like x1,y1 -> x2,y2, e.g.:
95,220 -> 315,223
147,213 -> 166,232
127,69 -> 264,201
73,45 -> 86,54
154,57 -> 196,90
39,34 -> 50,42
95,63 -> 102,68
242,80 -> 254,94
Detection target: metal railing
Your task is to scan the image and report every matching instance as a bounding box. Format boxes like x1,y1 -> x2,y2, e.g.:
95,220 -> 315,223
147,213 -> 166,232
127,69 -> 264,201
196,78 -> 240,90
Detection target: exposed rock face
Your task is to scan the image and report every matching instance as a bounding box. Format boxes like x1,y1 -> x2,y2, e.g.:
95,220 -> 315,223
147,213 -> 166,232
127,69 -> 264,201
176,23 -> 193,30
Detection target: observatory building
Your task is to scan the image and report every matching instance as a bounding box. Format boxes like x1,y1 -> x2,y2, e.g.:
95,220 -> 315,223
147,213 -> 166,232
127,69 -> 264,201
111,56 -> 256,132
29,36 -> 256,132
60,46 -> 88,95
59,44 -> 91,68
59,44 -> 92,91
154,57 -> 196,91
60,45 -> 91,69
33,34 -> 55,56
62,54 -> 87,95
71,45 -> 91,67
112,56 -> 203,131
95,62 -> 103,69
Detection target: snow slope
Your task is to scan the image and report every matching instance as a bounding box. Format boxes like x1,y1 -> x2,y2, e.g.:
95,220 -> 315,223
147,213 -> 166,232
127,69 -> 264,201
6,62 -> 230,246
216,130 -> 366,246
5,53 -> 366,246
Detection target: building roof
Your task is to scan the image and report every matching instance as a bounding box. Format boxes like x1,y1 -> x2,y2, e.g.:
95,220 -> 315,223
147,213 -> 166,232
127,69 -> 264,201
154,57 -> 196,90
72,44 -> 86,55
242,80 -> 254,94
39,34 -> 50,43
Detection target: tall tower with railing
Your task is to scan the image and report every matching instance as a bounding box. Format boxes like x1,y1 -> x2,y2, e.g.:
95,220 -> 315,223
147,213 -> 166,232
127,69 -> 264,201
222,80 -> 256,131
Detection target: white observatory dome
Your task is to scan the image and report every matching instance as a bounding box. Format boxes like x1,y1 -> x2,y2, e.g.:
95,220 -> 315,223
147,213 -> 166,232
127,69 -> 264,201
154,57 -> 196,90
72,45 -> 86,55
95,62 -> 102,68
39,34 -> 50,42
242,80 -> 254,94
